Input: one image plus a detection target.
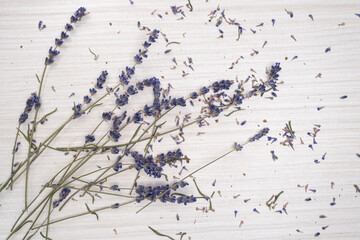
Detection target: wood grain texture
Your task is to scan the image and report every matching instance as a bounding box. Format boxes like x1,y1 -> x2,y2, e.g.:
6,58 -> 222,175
0,0 -> 359,239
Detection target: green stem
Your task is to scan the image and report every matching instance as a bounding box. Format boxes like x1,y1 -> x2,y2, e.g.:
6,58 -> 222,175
71,177 -> 132,190
10,124 -> 21,190
45,195 -> 53,239
25,64 -> 47,209
45,185 -> 136,199
32,200 -> 135,230
58,163 -> 133,211
8,195 -> 50,240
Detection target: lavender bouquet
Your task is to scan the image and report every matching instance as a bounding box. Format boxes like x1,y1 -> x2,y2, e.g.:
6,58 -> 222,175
1,7 -> 283,240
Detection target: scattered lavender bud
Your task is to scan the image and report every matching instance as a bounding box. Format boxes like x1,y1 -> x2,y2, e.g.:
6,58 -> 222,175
253,208 -> 260,214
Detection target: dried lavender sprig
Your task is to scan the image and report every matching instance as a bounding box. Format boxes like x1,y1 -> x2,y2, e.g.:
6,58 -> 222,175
136,142 -> 242,213
10,93 -> 40,190
23,7 -> 88,208
135,127 -> 269,213
135,181 -> 196,205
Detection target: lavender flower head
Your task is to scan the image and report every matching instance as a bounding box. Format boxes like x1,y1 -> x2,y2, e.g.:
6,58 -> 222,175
135,181 -> 196,205
18,93 -> 40,124
45,7 -> 87,65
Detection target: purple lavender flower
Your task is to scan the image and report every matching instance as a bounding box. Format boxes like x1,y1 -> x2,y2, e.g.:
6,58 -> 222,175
83,95 -> 91,104
89,88 -> 97,95
61,31 -> 69,39
18,93 -> 40,124
109,130 -> 121,142
134,54 -> 143,64
55,38 -> 63,46
132,152 -> 162,178
212,80 -> 233,93
102,111 -> 112,121
85,134 -> 95,143
53,188 -> 71,207
45,7 -> 87,65
95,71 -> 108,89
72,104 -> 84,118
234,142 -> 243,151
38,20 -> 46,31
135,182 -> 195,205
116,94 -> 129,106
190,92 -> 198,99
113,162 -> 122,172
127,85 -> 138,95
110,185 -> 121,191
249,128 -> 270,142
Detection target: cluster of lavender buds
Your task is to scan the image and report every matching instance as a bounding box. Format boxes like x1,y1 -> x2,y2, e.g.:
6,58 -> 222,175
72,104 -> 84,118
156,149 -> 184,166
85,134 -> 95,143
18,93 -> 40,124
248,62 -> 281,97
249,128 -> 270,142
234,142 -> 243,151
72,70 -> 108,118
120,29 -> 160,85
129,149 -> 185,178
45,7 -> 87,65
109,111 -> 127,142
73,71 -> 109,118
135,181 -> 196,205
95,71 -> 108,89
52,188 -> 71,207
113,162 -> 122,172
132,152 -> 164,178
170,5 -> 186,16
281,124 -> 296,149
114,77 -> 164,125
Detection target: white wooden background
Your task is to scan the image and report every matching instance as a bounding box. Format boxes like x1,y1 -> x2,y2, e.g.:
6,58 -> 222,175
0,0 -> 359,239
